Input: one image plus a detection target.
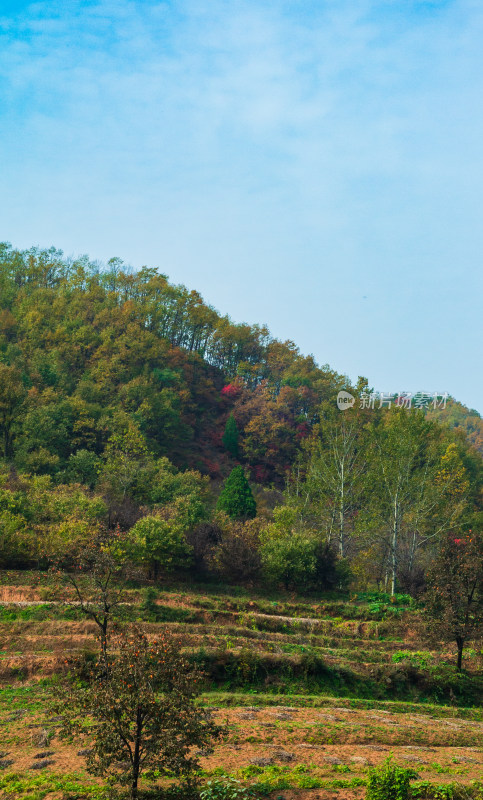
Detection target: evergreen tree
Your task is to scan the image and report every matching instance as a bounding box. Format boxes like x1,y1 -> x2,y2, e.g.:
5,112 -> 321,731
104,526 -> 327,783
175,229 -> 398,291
222,413 -> 239,457
216,466 -> 256,520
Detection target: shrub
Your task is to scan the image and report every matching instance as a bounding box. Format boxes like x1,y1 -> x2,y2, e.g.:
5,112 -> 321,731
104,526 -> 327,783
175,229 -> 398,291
208,516 -> 262,582
200,777 -> 253,800
128,514 -> 193,578
186,521 -> 223,575
366,758 -> 416,800
260,531 -> 318,590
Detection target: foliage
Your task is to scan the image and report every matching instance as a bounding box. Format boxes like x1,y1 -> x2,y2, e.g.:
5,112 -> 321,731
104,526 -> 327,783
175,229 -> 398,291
222,414 -> 239,458
53,627 -> 224,800
425,532 -> 483,670
0,772 -> 108,799
366,758 -> 416,800
216,467 -> 256,520
208,516 -> 262,582
260,530 -> 318,590
200,777 -> 253,800
127,512 -> 193,578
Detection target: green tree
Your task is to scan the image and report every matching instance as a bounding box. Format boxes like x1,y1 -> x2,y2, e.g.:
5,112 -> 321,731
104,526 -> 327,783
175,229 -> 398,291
54,627 -> 223,800
291,409 -> 366,558
260,530 -> 318,590
363,410 -> 437,596
64,449 -> 101,489
128,510 -> 193,579
99,422 -> 150,502
216,466 -> 256,520
0,364 -> 26,459
222,413 -> 239,457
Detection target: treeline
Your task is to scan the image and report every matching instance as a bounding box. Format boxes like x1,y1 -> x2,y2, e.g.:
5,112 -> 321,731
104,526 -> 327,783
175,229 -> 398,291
0,243 -> 482,597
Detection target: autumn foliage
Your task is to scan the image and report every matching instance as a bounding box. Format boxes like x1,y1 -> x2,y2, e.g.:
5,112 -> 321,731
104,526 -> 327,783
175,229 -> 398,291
54,627 -> 223,799
425,532 -> 483,670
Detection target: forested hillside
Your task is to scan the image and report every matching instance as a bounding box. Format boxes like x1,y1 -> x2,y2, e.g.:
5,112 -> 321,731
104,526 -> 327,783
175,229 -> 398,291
0,243 -> 482,597
0,243 -> 349,479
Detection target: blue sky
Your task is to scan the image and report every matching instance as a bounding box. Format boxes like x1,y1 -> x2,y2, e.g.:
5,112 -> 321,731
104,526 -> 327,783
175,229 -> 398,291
1,0 -> 482,412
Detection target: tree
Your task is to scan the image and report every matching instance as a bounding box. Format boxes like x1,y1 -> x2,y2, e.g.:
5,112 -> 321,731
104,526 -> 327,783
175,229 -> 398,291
56,530 -> 127,668
364,410 -> 437,596
260,529 -> 318,591
99,422 -> 150,503
293,410 -> 366,558
128,511 -> 193,579
54,627 -> 223,800
0,364 -> 26,459
222,413 -> 239,457
216,466 -> 256,520
65,449 -> 101,489
208,515 -> 261,582
425,532 -> 483,671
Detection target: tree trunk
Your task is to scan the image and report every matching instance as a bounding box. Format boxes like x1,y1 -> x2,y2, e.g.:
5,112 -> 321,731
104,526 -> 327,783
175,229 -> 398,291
131,710 -> 142,800
390,497 -> 398,597
456,637 -> 464,672
100,619 -> 108,670
339,462 -> 345,559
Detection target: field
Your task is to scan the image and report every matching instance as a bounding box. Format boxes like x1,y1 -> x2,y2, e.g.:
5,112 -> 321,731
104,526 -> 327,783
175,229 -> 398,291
1,572 -> 483,800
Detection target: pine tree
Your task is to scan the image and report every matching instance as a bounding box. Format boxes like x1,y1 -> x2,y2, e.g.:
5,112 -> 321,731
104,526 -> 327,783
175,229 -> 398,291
222,413 -> 239,457
216,466 -> 256,520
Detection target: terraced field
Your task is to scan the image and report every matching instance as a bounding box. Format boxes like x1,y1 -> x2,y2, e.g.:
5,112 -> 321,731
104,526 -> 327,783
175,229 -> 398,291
1,573 -> 483,799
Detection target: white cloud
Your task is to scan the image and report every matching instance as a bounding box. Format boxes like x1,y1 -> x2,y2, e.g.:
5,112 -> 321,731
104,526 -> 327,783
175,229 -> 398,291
0,0 -> 482,410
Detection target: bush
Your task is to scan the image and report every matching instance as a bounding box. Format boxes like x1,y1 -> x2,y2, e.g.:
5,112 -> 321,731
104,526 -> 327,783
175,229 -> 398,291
208,517 -> 262,582
200,777 -> 253,800
186,522 -> 223,576
128,514 -> 193,578
366,758 -> 416,800
260,531 -> 318,590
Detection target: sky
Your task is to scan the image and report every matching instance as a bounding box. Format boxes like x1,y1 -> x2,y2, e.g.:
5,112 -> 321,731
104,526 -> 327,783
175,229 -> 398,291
1,0 -> 482,412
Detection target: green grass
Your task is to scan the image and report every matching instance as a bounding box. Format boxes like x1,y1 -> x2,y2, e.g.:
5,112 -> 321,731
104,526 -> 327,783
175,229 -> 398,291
0,772 -> 107,799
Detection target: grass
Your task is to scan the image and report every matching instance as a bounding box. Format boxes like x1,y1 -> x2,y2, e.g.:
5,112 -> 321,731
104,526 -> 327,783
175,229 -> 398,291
0,771 -> 107,799
2,572 -> 483,799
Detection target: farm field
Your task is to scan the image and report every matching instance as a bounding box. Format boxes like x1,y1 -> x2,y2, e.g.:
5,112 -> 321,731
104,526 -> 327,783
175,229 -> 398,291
1,573 -> 483,799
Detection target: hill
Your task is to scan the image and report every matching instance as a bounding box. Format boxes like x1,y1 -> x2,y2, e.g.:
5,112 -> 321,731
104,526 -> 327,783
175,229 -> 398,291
0,242 -> 482,595
1,243 -> 483,799
0,242 -> 347,484
428,399 -> 483,456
